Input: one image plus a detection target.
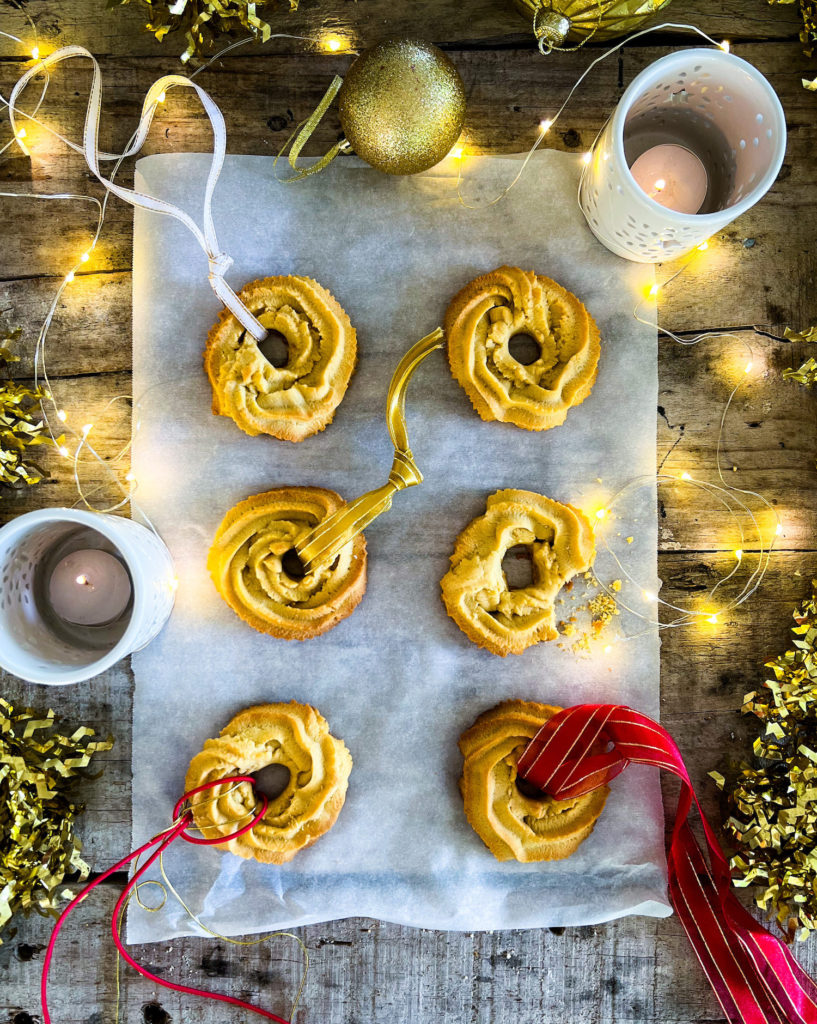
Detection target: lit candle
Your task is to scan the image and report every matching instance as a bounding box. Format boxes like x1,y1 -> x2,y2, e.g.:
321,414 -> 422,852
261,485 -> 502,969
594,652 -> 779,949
48,549 -> 132,626
628,145 -> 709,215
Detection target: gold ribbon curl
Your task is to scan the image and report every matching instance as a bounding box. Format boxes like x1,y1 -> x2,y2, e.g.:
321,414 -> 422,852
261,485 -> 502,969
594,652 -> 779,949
275,74 -> 351,181
296,328 -> 444,573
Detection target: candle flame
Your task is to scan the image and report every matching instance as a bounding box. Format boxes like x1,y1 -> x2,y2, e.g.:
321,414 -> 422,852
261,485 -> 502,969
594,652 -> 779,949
653,178 -> 666,192
75,574 -> 91,586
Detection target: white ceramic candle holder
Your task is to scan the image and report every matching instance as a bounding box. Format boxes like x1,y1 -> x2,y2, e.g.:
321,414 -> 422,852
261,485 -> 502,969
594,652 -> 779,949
0,508 -> 175,685
579,48 -> 787,262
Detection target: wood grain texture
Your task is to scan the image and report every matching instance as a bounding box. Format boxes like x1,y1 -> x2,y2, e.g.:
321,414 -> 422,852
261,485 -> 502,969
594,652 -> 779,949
1,43 -> 816,331
1,1 -> 817,1021
0,0 -> 806,58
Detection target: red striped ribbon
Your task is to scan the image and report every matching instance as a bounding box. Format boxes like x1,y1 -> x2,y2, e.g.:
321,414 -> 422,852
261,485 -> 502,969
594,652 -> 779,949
517,704 -> 817,1024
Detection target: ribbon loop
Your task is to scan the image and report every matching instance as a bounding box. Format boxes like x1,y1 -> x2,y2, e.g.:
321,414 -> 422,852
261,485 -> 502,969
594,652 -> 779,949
518,704 -> 817,1024
276,74 -> 348,182
295,327 -> 444,572
7,46 -> 267,342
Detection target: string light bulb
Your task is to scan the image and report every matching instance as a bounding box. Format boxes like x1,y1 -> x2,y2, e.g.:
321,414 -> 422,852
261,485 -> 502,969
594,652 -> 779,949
595,508 -> 608,521
157,90 -> 166,104
58,445 -> 69,458
56,409 -> 67,422
653,178 -> 666,192
603,644 -> 613,654
321,33 -> 345,52
775,522 -> 783,536
65,271 -> 75,283
451,144 -> 464,160
125,471 -> 136,483
649,283 -> 660,297
31,46 -> 40,60
708,613 -> 719,624
744,361 -> 753,374
680,471 -> 692,481
539,119 -> 552,133
16,127 -> 26,140
81,423 -> 93,436
582,152 -> 592,165
734,549 -> 743,561
80,251 -> 90,263
720,40 -> 730,52
643,590 -> 656,603
697,240 -> 709,252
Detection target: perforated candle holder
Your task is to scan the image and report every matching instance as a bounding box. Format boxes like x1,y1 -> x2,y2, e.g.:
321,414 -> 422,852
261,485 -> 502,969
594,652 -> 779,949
0,509 -> 175,685
579,48 -> 786,262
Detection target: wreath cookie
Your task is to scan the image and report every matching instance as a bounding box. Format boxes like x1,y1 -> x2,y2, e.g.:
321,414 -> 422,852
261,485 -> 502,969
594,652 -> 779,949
440,489 -> 595,656
459,700 -> 608,862
208,486 -> 367,640
204,276 -> 357,442
445,265 -> 601,431
185,702 -> 352,864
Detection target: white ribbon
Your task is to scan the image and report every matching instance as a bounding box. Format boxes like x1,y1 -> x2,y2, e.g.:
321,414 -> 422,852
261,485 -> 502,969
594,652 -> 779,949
7,45 -> 267,341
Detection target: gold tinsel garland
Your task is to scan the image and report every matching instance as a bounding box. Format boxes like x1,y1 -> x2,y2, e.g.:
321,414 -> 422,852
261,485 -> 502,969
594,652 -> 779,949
712,583 -> 817,940
107,0 -> 299,62
769,0 -> 817,54
0,700 -> 113,939
0,327 -> 54,488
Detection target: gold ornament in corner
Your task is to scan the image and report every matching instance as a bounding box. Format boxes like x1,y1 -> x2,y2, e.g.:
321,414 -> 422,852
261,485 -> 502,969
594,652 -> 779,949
512,0 -> 673,53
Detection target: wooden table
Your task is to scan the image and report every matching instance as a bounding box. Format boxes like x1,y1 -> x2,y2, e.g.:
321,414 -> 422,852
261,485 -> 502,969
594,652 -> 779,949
2,1 -> 816,1020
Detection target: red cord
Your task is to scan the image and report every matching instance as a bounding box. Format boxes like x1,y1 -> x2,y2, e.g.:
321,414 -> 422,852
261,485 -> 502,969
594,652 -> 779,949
41,776 -> 290,1024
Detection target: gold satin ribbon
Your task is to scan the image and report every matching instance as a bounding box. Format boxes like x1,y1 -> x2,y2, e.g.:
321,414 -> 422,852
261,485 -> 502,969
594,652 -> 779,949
295,328 -> 444,572
275,74 -> 351,181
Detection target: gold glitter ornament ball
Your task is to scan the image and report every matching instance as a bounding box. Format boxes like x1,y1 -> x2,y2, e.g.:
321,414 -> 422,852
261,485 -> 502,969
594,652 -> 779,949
338,38 -> 466,176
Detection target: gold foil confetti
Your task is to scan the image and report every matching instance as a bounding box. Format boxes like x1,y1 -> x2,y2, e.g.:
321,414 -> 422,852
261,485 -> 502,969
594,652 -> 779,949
784,357 -> 817,388
769,0 -> 817,57
109,0 -> 298,61
0,699 -> 113,939
0,329 -> 57,488
716,582 -> 817,939
784,326 -> 817,343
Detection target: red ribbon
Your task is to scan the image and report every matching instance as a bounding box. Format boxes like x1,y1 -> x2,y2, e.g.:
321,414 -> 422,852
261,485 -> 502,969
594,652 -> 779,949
41,776 -> 292,1024
517,704 -> 817,1024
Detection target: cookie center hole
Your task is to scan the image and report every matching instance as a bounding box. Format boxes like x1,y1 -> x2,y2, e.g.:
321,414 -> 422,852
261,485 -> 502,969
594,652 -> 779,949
502,545 -> 534,589
281,548 -> 307,580
258,329 -> 289,368
508,333 -> 540,366
252,763 -> 291,800
515,775 -> 549,801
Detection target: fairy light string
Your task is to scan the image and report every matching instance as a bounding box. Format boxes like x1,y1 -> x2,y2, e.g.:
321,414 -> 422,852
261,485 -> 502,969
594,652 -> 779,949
0,31 -> 331,524
0,25 -> 782,638
455,22 -> 731,209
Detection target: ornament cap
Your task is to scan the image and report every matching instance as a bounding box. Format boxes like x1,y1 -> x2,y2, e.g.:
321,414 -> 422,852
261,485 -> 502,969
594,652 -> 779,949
533,9 -> 571,50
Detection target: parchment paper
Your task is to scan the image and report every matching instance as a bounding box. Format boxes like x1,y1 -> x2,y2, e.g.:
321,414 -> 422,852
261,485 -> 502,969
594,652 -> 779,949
129,150 -> 669,942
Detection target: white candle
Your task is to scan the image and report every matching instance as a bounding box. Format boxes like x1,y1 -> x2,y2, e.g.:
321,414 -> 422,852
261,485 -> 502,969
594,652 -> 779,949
48,549 -> 132,626
629,144 -> 709,215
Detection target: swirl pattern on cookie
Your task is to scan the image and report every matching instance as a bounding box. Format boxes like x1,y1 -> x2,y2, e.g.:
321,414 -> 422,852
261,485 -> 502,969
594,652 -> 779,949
208,486 -> 367,640
185,702 -> 353,864
445,266 -> 600,431
204,276 -> 357,442
441,489 -> 595,656
459,700 -> 608,862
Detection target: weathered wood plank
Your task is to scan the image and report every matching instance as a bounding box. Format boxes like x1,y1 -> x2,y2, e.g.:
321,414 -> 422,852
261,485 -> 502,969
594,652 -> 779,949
4,851 -> 817,1024
0,0 -> 806,60
1,43 -> 815,333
